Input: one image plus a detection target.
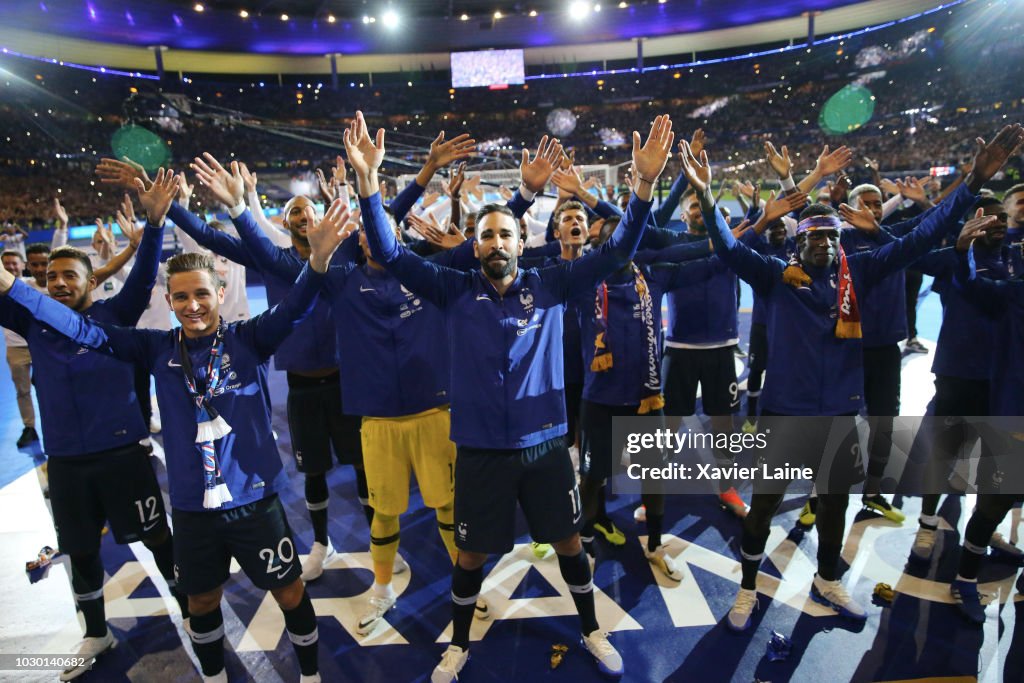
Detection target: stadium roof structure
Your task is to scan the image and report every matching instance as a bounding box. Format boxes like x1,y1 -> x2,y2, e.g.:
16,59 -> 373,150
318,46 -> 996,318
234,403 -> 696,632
0,0 -> 952,74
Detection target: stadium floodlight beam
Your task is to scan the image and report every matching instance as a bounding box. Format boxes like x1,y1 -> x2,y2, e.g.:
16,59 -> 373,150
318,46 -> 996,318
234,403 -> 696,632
569,1 -> 592,19
382,10 -> 399,27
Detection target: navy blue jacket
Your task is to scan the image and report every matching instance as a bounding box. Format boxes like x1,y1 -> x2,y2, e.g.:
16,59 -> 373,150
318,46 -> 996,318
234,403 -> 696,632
915,246 -> 1010,380
579,259 -> 719,406
361,191 -> 652,449
0,223 -> 162,456
706,183 -> 976,415
5,264 -> 324,511
954,246 -> 1024,415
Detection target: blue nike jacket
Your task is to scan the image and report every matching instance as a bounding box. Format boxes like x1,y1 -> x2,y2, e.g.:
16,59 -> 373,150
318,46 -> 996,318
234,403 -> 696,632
361,191 -> 652,449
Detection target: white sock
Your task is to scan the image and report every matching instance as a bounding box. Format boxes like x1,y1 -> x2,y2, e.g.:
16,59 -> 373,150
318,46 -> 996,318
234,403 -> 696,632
373,582 -> 395,599
955,574 -> 977,583
919,514 -> 939,528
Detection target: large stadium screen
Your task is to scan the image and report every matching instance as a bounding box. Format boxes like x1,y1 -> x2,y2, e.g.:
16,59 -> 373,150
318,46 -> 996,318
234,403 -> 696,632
450,49 -> 525,88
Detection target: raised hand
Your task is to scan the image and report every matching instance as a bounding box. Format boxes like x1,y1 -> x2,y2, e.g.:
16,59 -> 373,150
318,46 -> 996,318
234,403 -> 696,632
421,191 -> 441,209
678,139 -> 711,195
632,114 -> 674,191
135,167 -> 178,225
814,145 -> 852,177
966,123 -> 1024,191
426,131 -> 476,171
408,213 -> 466,250
115,194 -> 143,248
878,178 -> 900,196
317,167 -> 336,202
53,198 -> 68,229
830,173 -> 850,205
191,153 -> 244,208
238,162 -> 259,195
864,157 -> 880,172
764,141 -> 792,179
305,200 -> 355,272
956,208 -> 1004,252
343,111 -> 386,182
896,176 -> 930,205
839,201 -> 880,233
688,128 -> 706,159
559,149 -> 576,172
498,185 -> 515,201
176,173 -> 195,211
443,162 -> 467,198
96,157 -> 152,191
462,174 -> 482,199
551,166 -> 586,199
763,191 -> 808,223
92,220 -> 114,254
730,218 -> 752,239
520,135 -> 563,194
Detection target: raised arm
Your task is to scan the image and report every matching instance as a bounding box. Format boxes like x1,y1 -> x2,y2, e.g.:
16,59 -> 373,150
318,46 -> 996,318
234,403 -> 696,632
92,195 -> 144,286
389,131 -> 477,224
855,124 -> 1024,285
244,200 -> 350,357
108,169 -> 175,325
51,198 -> 68,249
949,218 -> 1021,315
239,162 -> 293,248
550,115 -> 674,300
346,111 -> 462,308
0,276 -> 152,366
680,141 -> 783,294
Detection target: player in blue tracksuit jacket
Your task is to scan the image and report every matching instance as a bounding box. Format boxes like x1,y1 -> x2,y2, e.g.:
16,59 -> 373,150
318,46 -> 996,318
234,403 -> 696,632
842,183 -> 910,522
941,195 -> 1024,626
180,144 -> 472,581
0,199 -> 353,682
741,217 -> 795,428
346,110 -> 674,681
576,216 -> 723,582
0,171 -> 183,680
228,169 -> 536,635
1004,183 -> 1024,276
676,132 -> 1005,634
904,196 -> 1018,568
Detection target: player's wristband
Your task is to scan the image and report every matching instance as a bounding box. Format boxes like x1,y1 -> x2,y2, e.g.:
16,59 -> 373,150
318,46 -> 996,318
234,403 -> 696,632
779,175 -> 796,191
517,183 -> 537,201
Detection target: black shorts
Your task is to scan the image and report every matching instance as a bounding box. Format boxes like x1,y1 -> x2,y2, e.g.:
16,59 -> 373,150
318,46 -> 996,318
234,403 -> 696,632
171,495 -> 301,596
756,411 -> 863,495
286,372 -> 363,474
579,400 -> 665,481
454,437 -> 582,554
564,382 -> 584,447
862,344 -> 901,417
746,323 -> 768,392
662,346 -> 739,416
49,443 -> 168,555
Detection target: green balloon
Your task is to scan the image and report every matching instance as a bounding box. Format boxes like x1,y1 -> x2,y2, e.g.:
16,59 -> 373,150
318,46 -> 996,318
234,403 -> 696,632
110,125 -> 170,173
819,84 -> 875,135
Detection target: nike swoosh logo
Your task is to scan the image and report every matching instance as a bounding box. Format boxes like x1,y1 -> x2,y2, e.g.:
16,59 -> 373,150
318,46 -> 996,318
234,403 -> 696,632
360,285 -> 376,292
275,565 -> 294,580
476,294 -> 490,301
142,521 -> 160,532
167,358 -> 182,367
